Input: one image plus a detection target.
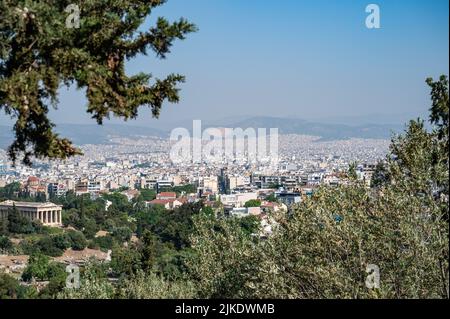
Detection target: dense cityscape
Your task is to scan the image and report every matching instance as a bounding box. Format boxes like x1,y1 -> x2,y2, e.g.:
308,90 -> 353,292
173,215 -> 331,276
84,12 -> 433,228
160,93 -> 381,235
0,0 -> 447,307
0,132 -> 390,287
0,134 -> 389,199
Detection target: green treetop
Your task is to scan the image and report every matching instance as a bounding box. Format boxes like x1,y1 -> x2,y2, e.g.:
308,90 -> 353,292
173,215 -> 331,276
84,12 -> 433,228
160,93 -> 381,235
0,0 -> 196,165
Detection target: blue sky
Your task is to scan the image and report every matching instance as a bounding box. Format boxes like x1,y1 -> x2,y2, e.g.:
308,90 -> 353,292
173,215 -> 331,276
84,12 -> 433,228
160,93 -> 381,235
2,0 -> 449,128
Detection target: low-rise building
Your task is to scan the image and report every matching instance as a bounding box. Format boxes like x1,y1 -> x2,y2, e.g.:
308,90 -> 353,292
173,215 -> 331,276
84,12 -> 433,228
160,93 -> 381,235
146,198 -> 183,210
275,191 -> 302,206
156,192 -> 177,200
229,206 -> 261,217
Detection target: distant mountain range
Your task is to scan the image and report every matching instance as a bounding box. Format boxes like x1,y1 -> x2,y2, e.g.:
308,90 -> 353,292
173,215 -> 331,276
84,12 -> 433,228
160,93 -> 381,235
0,124 -> 166,149
0,117 -> 405,149
208,116 -> 404,140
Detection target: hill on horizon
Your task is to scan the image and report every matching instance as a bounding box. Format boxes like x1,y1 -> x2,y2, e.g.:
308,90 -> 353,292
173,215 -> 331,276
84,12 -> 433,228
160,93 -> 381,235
0,117 -> 405,150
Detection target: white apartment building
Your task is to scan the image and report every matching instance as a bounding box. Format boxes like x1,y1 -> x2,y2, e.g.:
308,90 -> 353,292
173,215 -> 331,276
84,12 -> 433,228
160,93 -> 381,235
220,192 -> 258,208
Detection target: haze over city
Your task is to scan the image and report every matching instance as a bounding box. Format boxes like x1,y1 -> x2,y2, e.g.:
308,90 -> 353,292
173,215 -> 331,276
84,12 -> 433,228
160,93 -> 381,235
1,0 -> 448,131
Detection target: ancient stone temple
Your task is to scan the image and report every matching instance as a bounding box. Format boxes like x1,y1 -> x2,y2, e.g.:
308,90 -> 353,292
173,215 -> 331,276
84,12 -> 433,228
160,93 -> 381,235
0,200 -> 63,227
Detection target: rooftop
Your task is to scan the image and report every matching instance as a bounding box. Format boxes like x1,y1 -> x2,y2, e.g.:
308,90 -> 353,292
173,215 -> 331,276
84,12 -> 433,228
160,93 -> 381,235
157,192 -> 177,198
0,200 -> 62,209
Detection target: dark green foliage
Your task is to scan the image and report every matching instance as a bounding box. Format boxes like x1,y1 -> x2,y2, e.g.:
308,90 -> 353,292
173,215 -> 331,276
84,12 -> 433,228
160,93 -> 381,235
0,0 -> 196,165
38,262 -> 67,298
22,253 -> 51,282
112,226 -> 132,243
35,236 -> 64,257
7,205 -> 35,234
156,247 -> 196,281
152,202 -> 203,249
91,235 -> 115,251
135,204 -> 167,237
67,230 -> 87,251
0,182 -> 21,199
1,273 -> 38,299
0,182 -> 48,202
31,219 -> 44,234
201,206 -> 215,217
102,192 -> 132,212
81,217 -> 99,239
111,247 -> 142,277
426,76 -> 449,202
347,161 -> 358,180
170,184 -> 197,195
19,230 -> 87,257
18,237 -> 36,255
238,215 -> 261,236
244,199 -> 261,208
0,217 -> 9,236
427,75 -> 449,143
60,194 -> 131,236
140,230 -> 159,272
0,273 -> 20,299
265,193 -> 278,202
371,160 -> 390,188
52,233 -> 71,250
21,253 -> 67,297
139,188 -> 156,201
0,235 -> 12,252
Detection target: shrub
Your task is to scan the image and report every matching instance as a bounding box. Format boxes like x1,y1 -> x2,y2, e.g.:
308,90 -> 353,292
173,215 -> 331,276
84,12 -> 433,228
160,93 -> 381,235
67,230 -> 88,251
36,237 -> 64,257
0,235 -> 12,253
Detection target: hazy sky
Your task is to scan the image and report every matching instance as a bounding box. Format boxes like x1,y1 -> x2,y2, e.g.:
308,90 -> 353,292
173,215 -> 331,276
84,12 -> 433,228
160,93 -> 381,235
1,0 -> 449,129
